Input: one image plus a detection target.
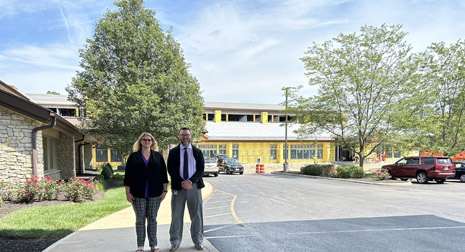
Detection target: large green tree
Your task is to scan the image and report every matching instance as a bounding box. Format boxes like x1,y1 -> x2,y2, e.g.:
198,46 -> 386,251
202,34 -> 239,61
67,0 -> 204,160
296,24 -> 423,168
407,40 -> 465,155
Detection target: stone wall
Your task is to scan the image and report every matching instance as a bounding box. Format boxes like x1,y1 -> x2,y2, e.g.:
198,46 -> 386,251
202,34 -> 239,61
0,107 -> 44,182
57,133 -> 75,179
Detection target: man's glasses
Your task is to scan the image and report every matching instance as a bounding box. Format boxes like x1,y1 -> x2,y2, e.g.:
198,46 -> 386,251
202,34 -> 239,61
141,139 -> 152,142
180,134 -> 191,137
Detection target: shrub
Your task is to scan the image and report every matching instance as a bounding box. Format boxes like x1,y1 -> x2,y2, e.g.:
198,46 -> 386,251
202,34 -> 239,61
321,164 -> 337,177
336,165 -> 365,178
111,173 -> 124,180
0,197 -> 3,208
303,165 -> 323,176
0,179 -> 11,201
63,178 -> 99,202
105,163 -> 114,174
376,169 -> 390,180
101,164 -> 113,179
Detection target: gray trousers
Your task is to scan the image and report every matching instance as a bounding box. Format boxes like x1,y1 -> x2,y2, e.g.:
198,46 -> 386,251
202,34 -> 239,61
133,197 -> 161,247
169,185 -> 204,246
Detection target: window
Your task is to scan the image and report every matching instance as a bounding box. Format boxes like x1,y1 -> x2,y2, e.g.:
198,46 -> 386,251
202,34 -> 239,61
406,158 -> 419,164
232,144 -> 239,159
111,149 -> 122,162
218,144 -> 226,154
59,108 -> 76,117
437,158 -> 451,164
290,144 -> 322,160
317,144 -> 323,159
42,136 -> 57,170
394,152 -> 401,158
199,145 -> 217,158
423,158 -> 435,164
96,145 -> 108,162
309,145 -> 315,158
270,144 -> 277,160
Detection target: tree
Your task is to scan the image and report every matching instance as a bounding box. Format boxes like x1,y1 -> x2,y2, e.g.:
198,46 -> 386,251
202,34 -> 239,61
46,91 -> 60,95
407,40 -> 465,155
66,0 -> 204,160
296,24 -> 422,168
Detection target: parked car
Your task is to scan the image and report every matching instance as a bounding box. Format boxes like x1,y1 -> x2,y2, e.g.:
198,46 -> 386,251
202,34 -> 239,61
218,158 -> 244,175
381,156 -> 455,184
452,162 -> 465,182
204,158 -> 219,177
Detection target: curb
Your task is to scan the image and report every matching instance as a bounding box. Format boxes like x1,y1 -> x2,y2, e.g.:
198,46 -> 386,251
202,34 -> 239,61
271,171 -> 412,186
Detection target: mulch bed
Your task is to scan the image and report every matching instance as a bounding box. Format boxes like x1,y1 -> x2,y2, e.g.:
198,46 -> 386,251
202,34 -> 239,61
275,171 -> 411,184
0,179 -> 121,252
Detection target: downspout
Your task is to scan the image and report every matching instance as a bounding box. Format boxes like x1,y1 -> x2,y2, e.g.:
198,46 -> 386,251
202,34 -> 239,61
32,113 -> 56,177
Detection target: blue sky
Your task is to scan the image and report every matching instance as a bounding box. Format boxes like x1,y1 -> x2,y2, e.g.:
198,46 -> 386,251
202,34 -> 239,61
1,0 -> 465,104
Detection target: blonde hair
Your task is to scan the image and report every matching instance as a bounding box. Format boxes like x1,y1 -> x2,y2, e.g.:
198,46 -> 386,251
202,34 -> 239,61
132,132 -> 158,152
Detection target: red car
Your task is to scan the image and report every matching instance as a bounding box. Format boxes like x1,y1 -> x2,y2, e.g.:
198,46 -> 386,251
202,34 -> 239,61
382,156 -> 455,184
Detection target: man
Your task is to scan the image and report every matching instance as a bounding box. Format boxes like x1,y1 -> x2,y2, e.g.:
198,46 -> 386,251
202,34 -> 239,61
167,127 -> 205,251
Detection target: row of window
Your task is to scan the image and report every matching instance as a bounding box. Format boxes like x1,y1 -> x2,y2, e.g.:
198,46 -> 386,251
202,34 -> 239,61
203,113 -> 294,122
199,144 -> 324,160
95,145 -> 122,162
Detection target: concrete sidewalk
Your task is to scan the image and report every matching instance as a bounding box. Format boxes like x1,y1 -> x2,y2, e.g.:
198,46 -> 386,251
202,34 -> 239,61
43,182 -> 218,252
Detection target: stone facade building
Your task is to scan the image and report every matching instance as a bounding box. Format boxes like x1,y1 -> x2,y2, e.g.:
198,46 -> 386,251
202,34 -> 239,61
0,81 -> 85,182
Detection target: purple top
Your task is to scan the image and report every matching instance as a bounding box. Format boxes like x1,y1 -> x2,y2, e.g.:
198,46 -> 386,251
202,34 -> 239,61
142,153 -> 150,198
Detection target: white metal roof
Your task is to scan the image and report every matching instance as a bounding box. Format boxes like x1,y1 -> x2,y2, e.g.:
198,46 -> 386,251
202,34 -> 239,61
26,93 -> 76,107
204,101 -> 284,112
204,121 -> 333,142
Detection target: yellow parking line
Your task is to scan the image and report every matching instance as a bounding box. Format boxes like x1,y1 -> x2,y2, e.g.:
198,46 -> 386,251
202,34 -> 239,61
206,200 -> 235,204
205,205 -> 230,210
230,195 -> 244,224
204,212 -> 231,219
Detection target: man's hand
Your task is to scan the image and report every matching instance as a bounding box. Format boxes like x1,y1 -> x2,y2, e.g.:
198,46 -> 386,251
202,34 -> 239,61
181,180 -> 192,190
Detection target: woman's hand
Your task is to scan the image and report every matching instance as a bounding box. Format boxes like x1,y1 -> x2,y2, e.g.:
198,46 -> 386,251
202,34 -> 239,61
160,191 -> 167,202
126,192 -> 134,203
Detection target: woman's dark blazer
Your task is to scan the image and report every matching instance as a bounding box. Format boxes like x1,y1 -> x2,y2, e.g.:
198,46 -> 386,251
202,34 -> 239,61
123,150 -> 168,198
167,144 -> 205,190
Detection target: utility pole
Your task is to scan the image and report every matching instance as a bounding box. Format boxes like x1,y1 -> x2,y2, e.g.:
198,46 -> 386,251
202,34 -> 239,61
282,87 -> 292,172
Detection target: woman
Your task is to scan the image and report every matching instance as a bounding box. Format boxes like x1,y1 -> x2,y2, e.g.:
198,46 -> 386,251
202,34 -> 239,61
124,132 -> 169,252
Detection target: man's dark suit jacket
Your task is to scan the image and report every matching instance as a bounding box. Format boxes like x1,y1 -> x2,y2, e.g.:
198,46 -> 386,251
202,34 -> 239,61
167,144 -> 205,190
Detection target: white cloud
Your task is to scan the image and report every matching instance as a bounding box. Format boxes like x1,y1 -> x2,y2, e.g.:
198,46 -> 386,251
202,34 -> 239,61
0,44 -> 78,70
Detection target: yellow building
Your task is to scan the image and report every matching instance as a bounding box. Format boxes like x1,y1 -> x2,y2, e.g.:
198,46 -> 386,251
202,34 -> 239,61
199,102 -> 336,164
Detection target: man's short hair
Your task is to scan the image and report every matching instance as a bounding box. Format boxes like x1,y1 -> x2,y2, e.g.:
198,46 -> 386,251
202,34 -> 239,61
180,127 -> 191,133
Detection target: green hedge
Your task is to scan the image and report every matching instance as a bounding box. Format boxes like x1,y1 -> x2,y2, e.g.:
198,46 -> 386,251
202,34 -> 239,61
303,164 -> 323,176
336,164 -> 364,178
303,164 -> 336,177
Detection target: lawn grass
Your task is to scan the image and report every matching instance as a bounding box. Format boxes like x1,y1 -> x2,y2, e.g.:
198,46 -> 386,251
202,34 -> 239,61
0,180 -> 130,238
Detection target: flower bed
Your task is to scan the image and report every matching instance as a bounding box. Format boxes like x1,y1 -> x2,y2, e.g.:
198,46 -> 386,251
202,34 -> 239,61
0,176 -> 101,204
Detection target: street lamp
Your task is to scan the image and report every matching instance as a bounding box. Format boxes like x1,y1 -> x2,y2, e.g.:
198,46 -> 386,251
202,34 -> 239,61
282,86 -> 292,172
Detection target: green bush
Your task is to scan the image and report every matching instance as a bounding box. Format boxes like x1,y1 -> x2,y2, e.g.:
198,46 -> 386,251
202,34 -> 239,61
0,197 -> 3,207
303,164 -> 323,176
104,163 -> 114,174
111,174 -> 124,180
336,165 -> 365,178
101,163 -> 113,179
63,178 -> 99,202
